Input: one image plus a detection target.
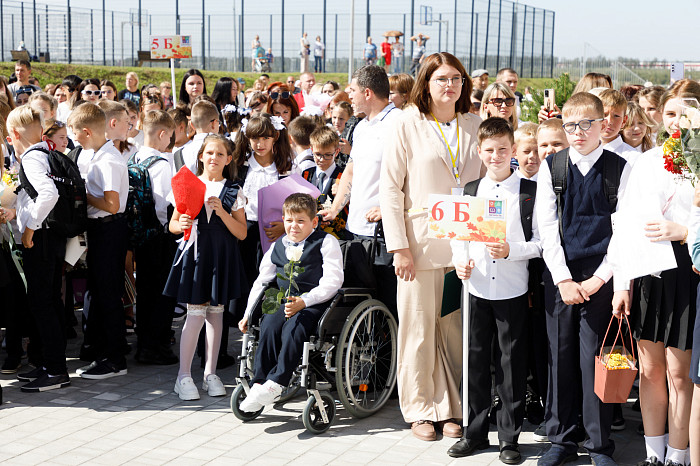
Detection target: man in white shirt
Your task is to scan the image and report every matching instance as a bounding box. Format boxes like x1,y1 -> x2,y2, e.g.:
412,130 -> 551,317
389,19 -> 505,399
8,60 -> 41,99
320,65 -> 401,310
9,106 -> 69,392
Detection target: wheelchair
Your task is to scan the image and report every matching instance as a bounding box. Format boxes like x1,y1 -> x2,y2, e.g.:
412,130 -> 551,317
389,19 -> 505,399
230,284 -> 398,434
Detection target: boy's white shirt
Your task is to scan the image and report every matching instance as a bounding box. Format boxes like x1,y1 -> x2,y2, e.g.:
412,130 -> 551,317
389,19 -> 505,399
181,132 -> 212,173
85,140 -> 129,218
604,135 -> 639,166
464,171 -> 542,300
133,146 -> 172,226
292,148 -> 316,175
243,232 -> 344,320
16,141 -> 59,233
535,142 -> 632,288
515,169 -> 538,182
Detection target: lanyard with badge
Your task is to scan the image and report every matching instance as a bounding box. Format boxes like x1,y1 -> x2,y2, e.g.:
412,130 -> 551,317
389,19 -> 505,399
430,112 -> 462,195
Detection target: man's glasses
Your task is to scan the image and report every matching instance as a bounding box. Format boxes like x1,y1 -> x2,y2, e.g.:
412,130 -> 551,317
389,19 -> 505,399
269,91 -> 290,100
562,118 -> 604,134
313,152 -> 336,160
489,97 -> 516,107
432,77 -> 465,88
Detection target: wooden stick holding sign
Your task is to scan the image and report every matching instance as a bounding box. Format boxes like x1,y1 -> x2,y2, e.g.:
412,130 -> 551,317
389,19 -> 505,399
428,193 -> 507,427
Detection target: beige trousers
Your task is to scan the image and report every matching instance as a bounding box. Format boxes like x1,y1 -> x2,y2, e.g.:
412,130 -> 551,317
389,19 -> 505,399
396,268 -> 463,423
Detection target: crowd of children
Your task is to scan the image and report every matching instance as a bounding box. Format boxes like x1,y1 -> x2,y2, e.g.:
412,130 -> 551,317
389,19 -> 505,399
0,58 -> 699,466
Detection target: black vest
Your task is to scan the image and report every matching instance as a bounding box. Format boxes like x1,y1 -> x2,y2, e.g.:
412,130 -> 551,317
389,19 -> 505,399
271,229 -> 327,295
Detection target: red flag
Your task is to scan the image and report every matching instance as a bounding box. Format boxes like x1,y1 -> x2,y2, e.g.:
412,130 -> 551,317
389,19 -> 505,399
171,166 -> 205,241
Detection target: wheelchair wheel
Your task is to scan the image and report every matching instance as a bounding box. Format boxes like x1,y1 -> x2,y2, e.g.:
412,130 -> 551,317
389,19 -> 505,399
302,393 -> 336,434
276,373 -> 302,404
335,299 -> 398,418
231,384 -> 263,421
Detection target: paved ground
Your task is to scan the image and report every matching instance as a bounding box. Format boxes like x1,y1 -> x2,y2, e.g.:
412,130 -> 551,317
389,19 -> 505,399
0,314 -> 646,465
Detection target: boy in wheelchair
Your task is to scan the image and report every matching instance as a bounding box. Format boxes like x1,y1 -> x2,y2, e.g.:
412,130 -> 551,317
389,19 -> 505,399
237,193 -> 344,412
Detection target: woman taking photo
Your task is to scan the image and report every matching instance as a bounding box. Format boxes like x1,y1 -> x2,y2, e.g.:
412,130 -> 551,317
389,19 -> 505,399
380,52 -> 483,442
178,69 -> 207,106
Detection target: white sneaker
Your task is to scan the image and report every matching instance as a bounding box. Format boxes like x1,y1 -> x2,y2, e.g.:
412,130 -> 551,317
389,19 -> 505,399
76,361 -> 97,376
202,374 -> 226,397
238,383 -> 263,412
174,376 -> 200,400
256,379 -> 284,406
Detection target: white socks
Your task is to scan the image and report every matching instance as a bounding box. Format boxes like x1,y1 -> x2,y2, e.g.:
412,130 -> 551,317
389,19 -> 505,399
644,435 -> 665,462
665,446 -> 688,465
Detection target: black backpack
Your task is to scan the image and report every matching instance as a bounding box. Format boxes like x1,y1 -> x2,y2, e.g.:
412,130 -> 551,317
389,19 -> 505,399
463,176 -> 538,241
18,147 -> 88,238
549,148 -> 621,239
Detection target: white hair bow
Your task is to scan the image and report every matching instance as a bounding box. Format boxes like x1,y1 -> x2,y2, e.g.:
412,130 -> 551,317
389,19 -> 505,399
238,106 -> 251,116
301,105 -> 323,117
240,118 -> 249,134
223,104 -> 238,114
270,115 -> 286,130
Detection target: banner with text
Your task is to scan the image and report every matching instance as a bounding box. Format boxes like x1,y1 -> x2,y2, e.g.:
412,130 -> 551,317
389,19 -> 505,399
427,194 -> 507,243
150,35 -> 193,59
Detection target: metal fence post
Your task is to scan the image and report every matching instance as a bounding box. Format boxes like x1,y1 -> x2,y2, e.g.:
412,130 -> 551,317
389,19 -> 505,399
409,0 -> 414,63
280,0 -> 284,72
112,11 -> 114,65
201,0 -> 205,70
509,1 -> 516,69
484,0 -> 491,69
21,3 -> 24,44
366,0 -> 370,39
1,1 -> 4,62
474,13 -> 479,66
438,13 -> 442,51
103,1 -> 106,65
240,0 -> 245,72
323,0 -> 327,73
46,5 -> 49,59
495,0 -> 501,71
33,0 -> 37,56
540,9 -> 546,78
403,13 -> 406,72
453,0 -> 457,55
208,15 -> 211,67
269,14 -> 272,67
334,13 -> 337,73
550,11 -> 555,78
91,10 -> 94,65
67,0 -> 72,63
468,0 -> 474,72
519,6 -> 526,76
530,6 -> 534,78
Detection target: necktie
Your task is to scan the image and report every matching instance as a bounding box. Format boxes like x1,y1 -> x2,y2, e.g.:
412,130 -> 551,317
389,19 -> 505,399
316,172 -> 326,190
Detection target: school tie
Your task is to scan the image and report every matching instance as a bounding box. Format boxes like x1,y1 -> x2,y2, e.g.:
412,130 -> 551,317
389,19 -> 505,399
316,172 -> 326,191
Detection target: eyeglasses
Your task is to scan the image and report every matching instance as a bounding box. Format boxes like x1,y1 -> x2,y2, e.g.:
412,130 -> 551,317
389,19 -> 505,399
313,152 -> 336,160
489,97 -> 516,107
82,90 -> 100,96
562,118 -> 604,134
269,91 -> 290,100
432,77 -> 465,87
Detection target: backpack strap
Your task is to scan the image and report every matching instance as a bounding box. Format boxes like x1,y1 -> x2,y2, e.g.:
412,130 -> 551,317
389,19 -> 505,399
142,155 -> 167,169
66,146 -> 82,165
174,148 -> 185,172
462,178 -> 482,197
519,178 -> 537,242
550,147 -> 570,240
17,146 -> 55,200
602,150 -> 621,212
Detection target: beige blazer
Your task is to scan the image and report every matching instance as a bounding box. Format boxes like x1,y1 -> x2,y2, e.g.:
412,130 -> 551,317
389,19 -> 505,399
380,106 -> 484,270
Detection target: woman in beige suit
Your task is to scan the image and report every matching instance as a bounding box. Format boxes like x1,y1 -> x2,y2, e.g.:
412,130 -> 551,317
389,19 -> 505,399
380,52 -> 484,441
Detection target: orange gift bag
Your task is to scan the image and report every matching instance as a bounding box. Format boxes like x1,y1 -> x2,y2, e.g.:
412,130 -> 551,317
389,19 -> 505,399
594,314 -> 638,404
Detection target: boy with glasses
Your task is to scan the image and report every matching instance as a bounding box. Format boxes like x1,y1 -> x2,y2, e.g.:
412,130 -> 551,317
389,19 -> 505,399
535,92 -> 631,466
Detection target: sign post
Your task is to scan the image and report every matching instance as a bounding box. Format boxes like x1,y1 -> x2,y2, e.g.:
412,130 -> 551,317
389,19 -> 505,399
150,35 -> 193,98
427,193 -> 507,427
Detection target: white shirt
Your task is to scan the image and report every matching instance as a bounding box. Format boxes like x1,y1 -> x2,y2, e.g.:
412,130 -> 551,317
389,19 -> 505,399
292,148 -> 316,175
516,169 -> 538,182
314,40 -> 325,57
242,156 -> 279,222
127,130 -> 144,153
180,133 -> 211,174
467,172 -> 542,300
535,142 -> 632,286
347,103 -> 402,236
16,142 -> 59,233
133,146 -> 172,226
244,233 -> 344,320
604,135 -> 639,166
427,118 -> 459,173
56,102 -> 71,124
86,140 -> 129,218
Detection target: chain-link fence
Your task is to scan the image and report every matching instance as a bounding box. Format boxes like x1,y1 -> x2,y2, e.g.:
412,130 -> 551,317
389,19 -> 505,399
0,0 -> 556,78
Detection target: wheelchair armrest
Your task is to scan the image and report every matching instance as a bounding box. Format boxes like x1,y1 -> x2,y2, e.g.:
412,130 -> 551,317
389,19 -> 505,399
247,282 -> 273,328
338,288 -> 374,301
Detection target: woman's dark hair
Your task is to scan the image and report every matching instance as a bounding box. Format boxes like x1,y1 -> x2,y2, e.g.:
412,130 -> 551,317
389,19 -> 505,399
0,76 -> 16,110
178,69 -> 207,105
61,74 -> 82,93
410,52 -> 472,115
99,80 -> 118,101
265,95 -> 300,121
195,134 -> 237,180
323,80 -> 340,91
77,78 -> 100,94
211,77 -> 235,110
232,113 -> 293,174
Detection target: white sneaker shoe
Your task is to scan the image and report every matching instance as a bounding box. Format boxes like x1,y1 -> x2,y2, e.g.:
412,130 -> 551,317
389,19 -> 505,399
256,379 -> 284,406
174,376 -> 200,400
202,374 -> 226,397
238,383 -> 263,412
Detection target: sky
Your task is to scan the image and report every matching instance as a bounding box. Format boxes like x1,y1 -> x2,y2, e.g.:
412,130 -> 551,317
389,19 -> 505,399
29,0 -> 700,60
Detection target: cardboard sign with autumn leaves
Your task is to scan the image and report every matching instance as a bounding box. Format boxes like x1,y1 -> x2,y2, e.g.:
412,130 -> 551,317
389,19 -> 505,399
427,194 -> 507,243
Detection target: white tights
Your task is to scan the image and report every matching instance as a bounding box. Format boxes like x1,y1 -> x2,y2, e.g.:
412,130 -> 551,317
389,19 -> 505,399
177,304 -> 224,381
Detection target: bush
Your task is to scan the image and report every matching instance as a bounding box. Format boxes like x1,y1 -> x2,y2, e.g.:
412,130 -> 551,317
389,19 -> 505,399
521,73 -> 576,123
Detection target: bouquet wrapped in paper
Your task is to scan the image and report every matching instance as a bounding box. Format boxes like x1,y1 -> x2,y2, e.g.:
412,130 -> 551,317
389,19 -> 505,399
171,166 -> 206,241
661,98 -> 700,183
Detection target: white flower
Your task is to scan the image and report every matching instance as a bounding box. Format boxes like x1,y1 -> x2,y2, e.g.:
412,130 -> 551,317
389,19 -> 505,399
679,115 -> 691,130
270,115 -> 286,130
684,107 -> 700,129
285,244 -> 304,262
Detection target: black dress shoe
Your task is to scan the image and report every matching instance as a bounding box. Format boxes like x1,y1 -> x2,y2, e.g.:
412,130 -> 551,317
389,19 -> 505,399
135,348 -> 178,365
447,437 -> 489,458
499,441 -> 521,465
538,445 -> 577,466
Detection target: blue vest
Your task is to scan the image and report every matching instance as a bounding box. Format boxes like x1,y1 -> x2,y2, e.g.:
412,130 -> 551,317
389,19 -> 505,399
271,229 -> 326,295
546,150 -> 626,262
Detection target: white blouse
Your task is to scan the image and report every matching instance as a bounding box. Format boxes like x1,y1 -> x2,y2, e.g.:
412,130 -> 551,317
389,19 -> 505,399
242,156 -> 280,222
